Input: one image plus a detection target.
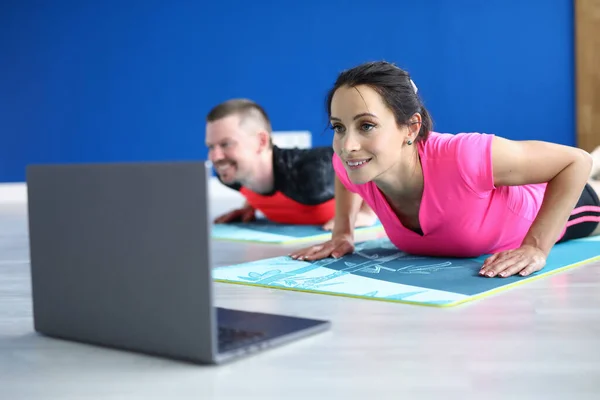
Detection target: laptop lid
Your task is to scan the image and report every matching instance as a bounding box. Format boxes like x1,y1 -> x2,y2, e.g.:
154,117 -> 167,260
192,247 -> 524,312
27,161 -> 217,363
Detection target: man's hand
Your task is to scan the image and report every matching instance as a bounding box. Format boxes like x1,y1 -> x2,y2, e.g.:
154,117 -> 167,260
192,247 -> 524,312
214,205 -> 256,223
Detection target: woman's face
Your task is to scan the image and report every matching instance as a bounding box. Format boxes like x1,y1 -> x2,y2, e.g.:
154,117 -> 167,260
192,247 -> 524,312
330,84 -> 415,185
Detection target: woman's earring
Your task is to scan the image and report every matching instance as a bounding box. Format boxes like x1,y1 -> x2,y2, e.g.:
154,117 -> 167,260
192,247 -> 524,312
407,139 -> 413,145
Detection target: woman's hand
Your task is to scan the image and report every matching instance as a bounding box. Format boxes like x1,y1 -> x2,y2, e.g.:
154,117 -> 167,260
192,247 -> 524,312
479,245 -> 547,278
289,234 -> 355,261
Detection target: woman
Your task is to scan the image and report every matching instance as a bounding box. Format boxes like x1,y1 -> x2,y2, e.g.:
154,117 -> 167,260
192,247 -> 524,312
290,61 -> 600,278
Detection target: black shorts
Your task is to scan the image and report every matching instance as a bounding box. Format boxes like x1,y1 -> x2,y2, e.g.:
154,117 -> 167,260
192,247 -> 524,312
557,183 -> 600,243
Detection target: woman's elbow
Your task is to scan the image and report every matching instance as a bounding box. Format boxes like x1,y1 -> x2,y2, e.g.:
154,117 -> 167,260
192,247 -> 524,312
575,148 -> 594,177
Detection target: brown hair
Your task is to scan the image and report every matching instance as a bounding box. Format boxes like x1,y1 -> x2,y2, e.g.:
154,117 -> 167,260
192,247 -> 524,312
206,99 -> 273,147
326,61 -> 433,143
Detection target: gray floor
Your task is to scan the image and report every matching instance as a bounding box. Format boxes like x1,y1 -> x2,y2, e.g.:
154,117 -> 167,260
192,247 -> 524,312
1,199 -> 600,400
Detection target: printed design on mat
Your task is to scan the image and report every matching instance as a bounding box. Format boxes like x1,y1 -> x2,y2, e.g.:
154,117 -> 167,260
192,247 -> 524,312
235,238 -> 476,293
215,236 -> 600,306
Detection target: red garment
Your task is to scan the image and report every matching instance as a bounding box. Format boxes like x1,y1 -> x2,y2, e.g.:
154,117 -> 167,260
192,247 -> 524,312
240,187 -> 335,225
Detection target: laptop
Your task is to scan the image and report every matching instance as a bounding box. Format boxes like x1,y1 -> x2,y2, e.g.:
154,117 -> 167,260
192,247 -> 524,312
26,160 -> 330,364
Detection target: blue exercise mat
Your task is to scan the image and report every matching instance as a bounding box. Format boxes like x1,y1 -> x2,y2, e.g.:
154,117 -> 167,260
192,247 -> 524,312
211,219 -> 384,244
213,235 -> 600,307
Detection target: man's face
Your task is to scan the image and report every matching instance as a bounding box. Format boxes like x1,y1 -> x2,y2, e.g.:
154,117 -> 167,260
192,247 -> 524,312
205,114 -> 259,185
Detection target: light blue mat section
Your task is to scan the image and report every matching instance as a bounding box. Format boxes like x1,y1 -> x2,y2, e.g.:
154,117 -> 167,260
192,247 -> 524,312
213,236 -> 600,307
211,219 -> 384,244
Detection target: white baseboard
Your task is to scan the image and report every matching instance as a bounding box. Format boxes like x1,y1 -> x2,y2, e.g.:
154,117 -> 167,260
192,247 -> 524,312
271,131 -> 312,149
0,183 -> 27,204
208,178 -> 245,201
0,178 -> 246,205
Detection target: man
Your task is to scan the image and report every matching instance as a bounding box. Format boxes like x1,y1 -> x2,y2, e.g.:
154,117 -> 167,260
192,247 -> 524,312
205,98 -> 377,229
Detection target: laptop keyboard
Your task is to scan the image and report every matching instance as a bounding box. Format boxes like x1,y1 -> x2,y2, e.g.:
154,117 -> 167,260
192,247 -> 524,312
218,326 -> 266,352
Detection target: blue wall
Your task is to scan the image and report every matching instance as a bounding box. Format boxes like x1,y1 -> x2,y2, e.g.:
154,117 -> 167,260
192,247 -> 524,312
0,0 -> 574,182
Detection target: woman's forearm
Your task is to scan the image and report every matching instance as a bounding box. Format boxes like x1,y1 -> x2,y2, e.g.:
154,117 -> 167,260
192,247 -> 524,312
522,153 -> 593,255
332,176 -> 363,238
